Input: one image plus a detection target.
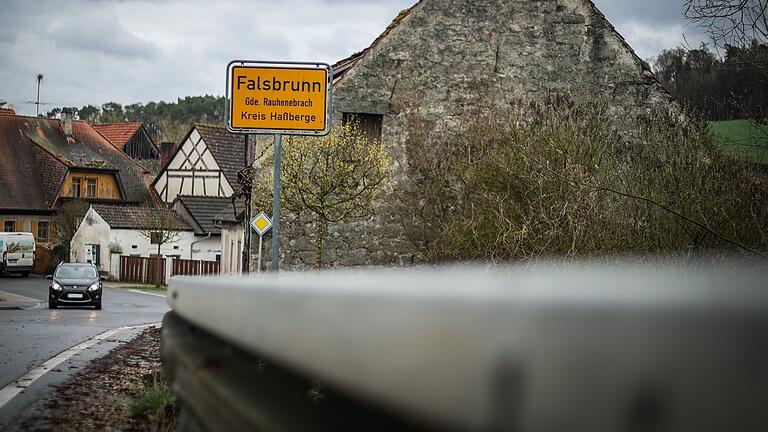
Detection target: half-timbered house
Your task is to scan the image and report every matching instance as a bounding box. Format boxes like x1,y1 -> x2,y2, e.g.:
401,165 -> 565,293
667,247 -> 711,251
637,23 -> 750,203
153,124 -> 247,204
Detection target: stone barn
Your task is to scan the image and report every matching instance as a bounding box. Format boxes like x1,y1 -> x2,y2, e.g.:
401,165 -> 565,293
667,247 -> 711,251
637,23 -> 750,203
255,0 -> 673,270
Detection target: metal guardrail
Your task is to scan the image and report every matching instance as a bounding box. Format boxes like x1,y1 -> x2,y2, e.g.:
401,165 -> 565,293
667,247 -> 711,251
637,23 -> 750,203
161,261 -> 768,432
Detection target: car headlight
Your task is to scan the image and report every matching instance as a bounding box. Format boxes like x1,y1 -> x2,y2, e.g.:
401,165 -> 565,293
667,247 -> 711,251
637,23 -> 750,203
88,283 -> 100,291
51,282 -> 62,291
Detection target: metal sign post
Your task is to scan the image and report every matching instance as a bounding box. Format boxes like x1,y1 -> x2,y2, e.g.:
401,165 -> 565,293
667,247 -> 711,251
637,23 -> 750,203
227,60 -> 333,273
272,134 -> 282,272
257,235 -> 263,273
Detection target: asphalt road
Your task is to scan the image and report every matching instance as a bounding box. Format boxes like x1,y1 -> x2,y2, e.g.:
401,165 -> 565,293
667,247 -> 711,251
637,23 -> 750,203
0,274 -> 169,428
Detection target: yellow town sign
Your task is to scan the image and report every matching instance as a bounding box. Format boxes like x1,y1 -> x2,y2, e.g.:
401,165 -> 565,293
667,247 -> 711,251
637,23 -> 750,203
227,61 -> 332,136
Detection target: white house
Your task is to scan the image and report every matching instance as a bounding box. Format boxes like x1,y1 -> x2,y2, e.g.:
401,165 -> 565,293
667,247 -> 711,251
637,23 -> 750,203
213,199 -> 245,275
172,195 -> 235,261
150,123 -> 250,274
70,205 -> 208,276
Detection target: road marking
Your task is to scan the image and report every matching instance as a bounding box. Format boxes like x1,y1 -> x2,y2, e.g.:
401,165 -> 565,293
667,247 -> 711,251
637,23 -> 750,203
129,289 -> 166,298
23,302 -> 44,310
0,322 -> 160,410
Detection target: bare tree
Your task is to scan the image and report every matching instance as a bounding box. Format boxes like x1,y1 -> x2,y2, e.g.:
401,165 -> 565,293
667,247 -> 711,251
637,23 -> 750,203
138,210 -> 183,286
54,200 -> 90,261
684,0 -> 768,49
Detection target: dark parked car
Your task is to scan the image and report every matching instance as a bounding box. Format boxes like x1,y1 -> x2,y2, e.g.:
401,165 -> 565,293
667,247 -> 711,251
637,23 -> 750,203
47,263 -> 104,309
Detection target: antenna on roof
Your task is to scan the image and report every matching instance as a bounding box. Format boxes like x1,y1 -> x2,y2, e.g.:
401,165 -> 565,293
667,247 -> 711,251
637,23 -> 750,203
36,73 -> 44,116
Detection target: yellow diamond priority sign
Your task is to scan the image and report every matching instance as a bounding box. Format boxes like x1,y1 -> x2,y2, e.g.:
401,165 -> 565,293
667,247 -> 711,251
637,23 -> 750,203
250,212 -> 273,236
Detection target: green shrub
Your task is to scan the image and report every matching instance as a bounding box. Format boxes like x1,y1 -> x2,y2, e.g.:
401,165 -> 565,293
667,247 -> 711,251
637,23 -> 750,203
400,99 -> 768,261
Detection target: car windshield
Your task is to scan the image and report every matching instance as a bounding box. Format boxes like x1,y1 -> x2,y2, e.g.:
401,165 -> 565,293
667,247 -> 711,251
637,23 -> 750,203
55,266 -> 97,279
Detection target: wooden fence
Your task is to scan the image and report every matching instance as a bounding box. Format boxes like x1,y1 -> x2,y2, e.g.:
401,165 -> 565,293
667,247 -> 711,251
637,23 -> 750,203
120,256 -> 166,285
172,258 -> 220,277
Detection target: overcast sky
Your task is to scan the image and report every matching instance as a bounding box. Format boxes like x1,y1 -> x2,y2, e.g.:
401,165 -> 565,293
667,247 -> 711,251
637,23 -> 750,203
0,0 -> 705,116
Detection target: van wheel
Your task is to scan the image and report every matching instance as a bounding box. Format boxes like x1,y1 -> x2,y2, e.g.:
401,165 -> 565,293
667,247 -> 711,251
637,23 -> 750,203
21,272 -> 30,278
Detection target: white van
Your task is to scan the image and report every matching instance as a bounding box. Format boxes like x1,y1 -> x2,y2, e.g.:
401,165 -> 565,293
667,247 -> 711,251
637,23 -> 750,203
0,232 -> 35,277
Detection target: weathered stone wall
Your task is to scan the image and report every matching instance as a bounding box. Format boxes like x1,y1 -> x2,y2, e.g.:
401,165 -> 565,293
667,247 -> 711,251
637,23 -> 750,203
257,0 -> 673,270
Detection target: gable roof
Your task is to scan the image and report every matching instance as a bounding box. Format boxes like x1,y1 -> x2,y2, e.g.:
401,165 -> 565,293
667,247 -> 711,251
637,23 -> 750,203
214,198 -> 246,224
0,116 -> 52,210
93,122 -> 143,150
173,195 -> 235,235
331,0 -> 667,96
0,114 -> 158,210
332,0 -> 422,84
332,3 -> 420,83
91,204 -> 191,231
196,124 -> 247,188
153,124 -> 247,190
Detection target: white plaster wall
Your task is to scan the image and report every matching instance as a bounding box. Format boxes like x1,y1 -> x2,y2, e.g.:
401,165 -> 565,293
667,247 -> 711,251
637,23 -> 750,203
154,173 -> 168,201
111,229 -> 197,259
70,208 -> 111,272
190,236 -> 221,262
156,127 -> 236,203
220,223 -> 244,275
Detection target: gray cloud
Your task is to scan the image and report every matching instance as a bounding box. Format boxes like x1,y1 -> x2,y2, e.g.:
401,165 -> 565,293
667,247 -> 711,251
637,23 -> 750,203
48,11 -> 158,59
1,0 -> 707,116
593,0 -> 686,26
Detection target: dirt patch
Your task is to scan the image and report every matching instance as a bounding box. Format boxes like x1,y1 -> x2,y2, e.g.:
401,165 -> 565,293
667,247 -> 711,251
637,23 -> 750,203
9,327 -> 174,432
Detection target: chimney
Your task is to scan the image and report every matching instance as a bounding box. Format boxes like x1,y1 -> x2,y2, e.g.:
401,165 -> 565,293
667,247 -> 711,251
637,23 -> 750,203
60,107 -> 74,141
160,142 -> 176,165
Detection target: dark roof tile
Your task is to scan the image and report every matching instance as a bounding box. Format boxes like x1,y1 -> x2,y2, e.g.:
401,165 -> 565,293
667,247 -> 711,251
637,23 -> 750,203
213,198 -> 246,224
0,116 -> 50,209
196,124 -> 248,188
175,195 -> 236,235
92,205 -> 191,231
0,114 -> 157,210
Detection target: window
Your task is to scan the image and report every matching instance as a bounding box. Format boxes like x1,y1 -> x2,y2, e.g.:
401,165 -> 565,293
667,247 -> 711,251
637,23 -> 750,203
38,221 -> 49,241
85,178 -> 97,198
342,112 -> 383,142
3,220 -> 15,232
70,177 -> 82,198
55,265 -> 97,279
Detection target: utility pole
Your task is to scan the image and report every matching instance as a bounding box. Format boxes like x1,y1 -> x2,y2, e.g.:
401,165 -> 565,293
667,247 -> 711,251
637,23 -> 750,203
242,134 -> 253,275
36,73 -> 43,116
271,134 -> 282,272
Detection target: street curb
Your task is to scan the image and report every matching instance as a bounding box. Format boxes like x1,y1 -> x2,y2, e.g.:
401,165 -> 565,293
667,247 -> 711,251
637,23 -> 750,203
0,291 -> 41,311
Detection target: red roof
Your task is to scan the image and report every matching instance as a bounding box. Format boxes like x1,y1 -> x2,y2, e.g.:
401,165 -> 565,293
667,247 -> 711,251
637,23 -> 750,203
0,108 -> 16,116
93,122 -> 142,150
0,114 -> 157,211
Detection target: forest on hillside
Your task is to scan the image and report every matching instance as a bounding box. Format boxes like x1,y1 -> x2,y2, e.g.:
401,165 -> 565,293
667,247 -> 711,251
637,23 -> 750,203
651,42 -> 768,120
47,95 -> 226,144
